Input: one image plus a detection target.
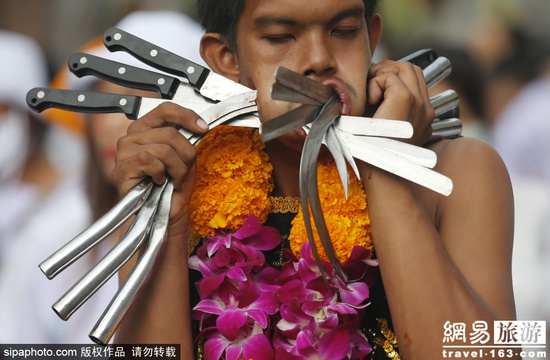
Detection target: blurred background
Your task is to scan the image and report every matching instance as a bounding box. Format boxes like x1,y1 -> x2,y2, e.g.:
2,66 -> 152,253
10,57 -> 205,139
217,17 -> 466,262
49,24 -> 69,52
1,0 -> 549,349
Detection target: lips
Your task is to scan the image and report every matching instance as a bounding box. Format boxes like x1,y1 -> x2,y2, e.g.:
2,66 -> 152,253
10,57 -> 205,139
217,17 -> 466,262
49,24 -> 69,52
321,79 -> 352,116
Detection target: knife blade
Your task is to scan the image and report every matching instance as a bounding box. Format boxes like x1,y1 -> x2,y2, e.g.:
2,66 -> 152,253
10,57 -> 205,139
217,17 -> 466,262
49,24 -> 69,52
299,96 -> 346,281
68,52 -> 214,106
102,27 -> 250,102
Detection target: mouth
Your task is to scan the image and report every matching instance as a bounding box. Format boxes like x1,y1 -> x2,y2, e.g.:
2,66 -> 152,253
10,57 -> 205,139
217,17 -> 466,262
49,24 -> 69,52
320,80 -> 352,116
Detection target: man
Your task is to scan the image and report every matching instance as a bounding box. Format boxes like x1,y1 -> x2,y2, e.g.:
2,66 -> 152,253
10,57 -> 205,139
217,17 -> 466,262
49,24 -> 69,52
113,0 -> 516,358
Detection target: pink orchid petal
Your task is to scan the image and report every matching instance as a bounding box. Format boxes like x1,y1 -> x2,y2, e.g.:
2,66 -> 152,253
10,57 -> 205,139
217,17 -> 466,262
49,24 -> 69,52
244,226 -> 282,251
319,314 -> 339,330
217,281 -> 240,304
204,333 -> 230,360
212,246 -> 232,267
232,241 -> 264,263
193,299 -> 226,316
327,303 -> 357,316
344,245 -> 372,266
226,265 -> 248,282
217,310 -> 248,341
350,331 -> 372,359
225,345 -> 244,360
234,214 -> 263,239
195,242 -> 208,258
207,232 -> 234,256
198,273 -> 226,296
275,346 -> 301,360
318,328 -> 350,360
236,280 -> 261,308
248,292 -> 279,315
272,332 -> 295,353
339,281 -> 370,307
246,309 -> 269,328
294,331 -> 317,358
241,333 -> 276,360
187,255 -> 200,271
276,318 -> 301,335
254,267 -> 282,292
279,303 -> 309,324
278,279 -> 309,304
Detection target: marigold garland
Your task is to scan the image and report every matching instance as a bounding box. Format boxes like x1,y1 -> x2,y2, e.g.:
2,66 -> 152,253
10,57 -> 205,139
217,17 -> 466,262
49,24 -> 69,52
289,154 -> 373,263
190,126 -> 373,262
190,126 -> 274,237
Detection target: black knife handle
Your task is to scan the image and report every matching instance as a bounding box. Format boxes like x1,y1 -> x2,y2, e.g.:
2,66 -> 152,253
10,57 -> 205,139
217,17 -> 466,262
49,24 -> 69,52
26,87 -> 142,120
103,27 -> 210,90
68,52 -> 181,99
398,49 -> 438,69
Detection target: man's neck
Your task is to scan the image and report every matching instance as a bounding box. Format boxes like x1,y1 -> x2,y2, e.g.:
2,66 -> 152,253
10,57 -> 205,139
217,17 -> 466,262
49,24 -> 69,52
265,141 -> 302,198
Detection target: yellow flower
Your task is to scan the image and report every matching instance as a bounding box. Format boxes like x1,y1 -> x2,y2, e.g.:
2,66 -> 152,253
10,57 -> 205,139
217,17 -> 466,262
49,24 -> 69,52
289,155 -> 373,263
189,126 -> 373,263
190,126 -> 273,237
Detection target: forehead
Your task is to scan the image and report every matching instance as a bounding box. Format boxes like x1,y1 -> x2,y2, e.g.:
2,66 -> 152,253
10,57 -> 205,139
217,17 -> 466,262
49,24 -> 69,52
240,0 -> 366,26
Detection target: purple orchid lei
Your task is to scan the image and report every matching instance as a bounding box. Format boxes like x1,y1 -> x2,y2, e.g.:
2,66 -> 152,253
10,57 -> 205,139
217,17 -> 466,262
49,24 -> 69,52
189,214 -> 378,360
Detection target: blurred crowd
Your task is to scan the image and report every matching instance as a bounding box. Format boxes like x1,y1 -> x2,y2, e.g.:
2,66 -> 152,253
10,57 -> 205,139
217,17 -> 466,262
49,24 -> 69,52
1,0 -> 549,347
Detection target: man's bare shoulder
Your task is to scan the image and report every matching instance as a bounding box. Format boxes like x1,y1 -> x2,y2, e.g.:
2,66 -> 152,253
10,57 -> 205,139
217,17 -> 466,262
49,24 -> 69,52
428,136 -> 510,180
426,136 -> 514,244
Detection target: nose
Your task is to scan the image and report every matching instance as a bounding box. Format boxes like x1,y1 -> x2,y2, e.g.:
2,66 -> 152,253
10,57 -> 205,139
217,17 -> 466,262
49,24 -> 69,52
298,33 -> 337,78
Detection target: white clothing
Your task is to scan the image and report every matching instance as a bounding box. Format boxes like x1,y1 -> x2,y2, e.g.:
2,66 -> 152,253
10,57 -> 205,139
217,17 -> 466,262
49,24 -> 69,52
492,76 -> 550,181
0,174 -> 118,343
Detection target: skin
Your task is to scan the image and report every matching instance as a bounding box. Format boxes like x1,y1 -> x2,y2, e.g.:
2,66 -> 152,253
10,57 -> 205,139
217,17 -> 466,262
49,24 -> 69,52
113,0 -> 517,358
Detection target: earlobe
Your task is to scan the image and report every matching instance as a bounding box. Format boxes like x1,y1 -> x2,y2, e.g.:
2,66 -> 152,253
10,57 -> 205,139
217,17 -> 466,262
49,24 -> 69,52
200,33 -> 240,82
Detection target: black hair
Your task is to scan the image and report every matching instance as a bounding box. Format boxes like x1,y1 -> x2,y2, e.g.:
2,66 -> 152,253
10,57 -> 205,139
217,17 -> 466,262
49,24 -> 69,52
196,0 -> 381,50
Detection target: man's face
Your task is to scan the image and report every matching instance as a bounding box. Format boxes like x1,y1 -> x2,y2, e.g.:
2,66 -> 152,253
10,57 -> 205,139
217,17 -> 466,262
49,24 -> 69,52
234,0 -> 379,147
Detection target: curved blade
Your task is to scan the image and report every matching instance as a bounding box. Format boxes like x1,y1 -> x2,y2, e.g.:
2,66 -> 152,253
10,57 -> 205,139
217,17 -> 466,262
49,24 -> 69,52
89,181 -> 173,345
300,96 -> 347,282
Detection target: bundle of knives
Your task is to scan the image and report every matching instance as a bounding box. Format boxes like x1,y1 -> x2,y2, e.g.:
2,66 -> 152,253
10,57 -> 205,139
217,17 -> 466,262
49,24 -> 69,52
26,27 -> 462,344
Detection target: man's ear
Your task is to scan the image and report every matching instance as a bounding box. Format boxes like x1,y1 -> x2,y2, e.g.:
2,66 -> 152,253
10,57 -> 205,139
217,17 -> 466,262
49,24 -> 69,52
200,33 -> 240,82
368,14 -> 382,56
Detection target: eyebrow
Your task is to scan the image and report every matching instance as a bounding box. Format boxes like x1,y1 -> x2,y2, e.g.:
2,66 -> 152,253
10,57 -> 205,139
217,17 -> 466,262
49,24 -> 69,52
253,6 -> 365,29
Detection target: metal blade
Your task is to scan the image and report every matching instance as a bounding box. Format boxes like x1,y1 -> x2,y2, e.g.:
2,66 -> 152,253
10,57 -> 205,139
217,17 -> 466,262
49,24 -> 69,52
336,116 -> 414,139
38,180 -> 154,279
323,126 -> 350,197
431,89 -> 459,119
340,133 -> 438,168
89,181 -> 173,345
330,124 -> 361,180
103,27 -> 250,102
430,117 -> 462,141
274,67 -> 335,104
52,182 -> 167,320
300,96 -> 347,282
200,72 -> 253,102
424,56 -> 452,89
271,82 -> 324,106
343,136 -> 453,196
260,104 -> 320,142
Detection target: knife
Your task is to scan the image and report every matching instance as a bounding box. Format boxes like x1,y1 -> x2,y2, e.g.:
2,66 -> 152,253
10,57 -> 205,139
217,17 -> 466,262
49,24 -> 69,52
26,87 -> 257,128
103,27 -> 250,102
68,52 -> 214,106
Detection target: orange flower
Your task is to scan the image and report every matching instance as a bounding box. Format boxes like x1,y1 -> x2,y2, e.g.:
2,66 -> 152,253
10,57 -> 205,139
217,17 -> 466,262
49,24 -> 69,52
289,155 -> 373,263
190,126 -> 273,237
189,126 -> 373,263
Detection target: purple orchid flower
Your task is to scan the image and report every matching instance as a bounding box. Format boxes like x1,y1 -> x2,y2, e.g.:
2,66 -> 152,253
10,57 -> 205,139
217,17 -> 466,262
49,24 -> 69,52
192,214 -> 375,360
204,322 -> 275,360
